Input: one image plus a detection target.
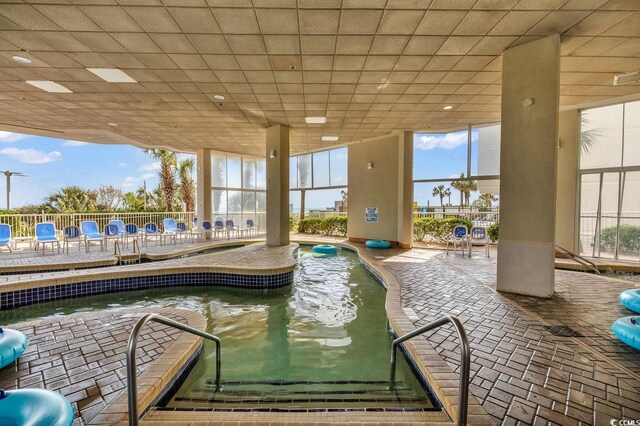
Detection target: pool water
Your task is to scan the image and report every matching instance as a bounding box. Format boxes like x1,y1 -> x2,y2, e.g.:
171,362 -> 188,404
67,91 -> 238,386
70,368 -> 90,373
0,246 -> 437,410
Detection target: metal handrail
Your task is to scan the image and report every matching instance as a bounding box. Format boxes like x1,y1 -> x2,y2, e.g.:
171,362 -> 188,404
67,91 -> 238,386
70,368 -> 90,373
555,244 -> 601,275
132,239 -> 141,263
126,313 -> 221,426
389,315 -> 470,426
114,239 -> 122,264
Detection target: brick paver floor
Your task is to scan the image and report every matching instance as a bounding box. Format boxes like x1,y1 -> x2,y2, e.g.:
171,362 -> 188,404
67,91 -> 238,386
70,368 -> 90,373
381,249 -> 640,426
0,308 -> 188,425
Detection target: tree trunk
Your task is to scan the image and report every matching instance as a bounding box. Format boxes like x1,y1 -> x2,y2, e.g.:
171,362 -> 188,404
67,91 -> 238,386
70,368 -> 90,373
300,189 -> 306,221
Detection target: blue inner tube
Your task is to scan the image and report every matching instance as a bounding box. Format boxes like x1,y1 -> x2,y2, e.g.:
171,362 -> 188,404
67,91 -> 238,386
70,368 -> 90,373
0,388 -> 74,426
620,288 -> 640,314
612,316 -> 640,351
365,240 -> 392,249
312,244 -> 338,255
0,328 -> 29,370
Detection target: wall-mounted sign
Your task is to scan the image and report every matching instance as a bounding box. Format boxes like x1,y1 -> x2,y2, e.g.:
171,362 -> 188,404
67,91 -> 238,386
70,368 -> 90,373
365,207 -> 378,223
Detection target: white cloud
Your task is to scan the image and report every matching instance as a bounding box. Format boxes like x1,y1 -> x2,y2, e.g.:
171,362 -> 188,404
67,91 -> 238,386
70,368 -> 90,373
62,140 -> 89,147
118,162 -> 127,167
0,131 -> 28,143
138,162 -> 160,172
122,173 -> 155,189
0,147 -> 62,164
415,132 -> 467,151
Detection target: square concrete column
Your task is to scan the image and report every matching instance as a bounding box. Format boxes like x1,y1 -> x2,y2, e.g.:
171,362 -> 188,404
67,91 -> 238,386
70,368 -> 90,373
556,110 -> 580,252
196,148 -> 212,239
497,35 -> 560,298
266,124 -> 290,247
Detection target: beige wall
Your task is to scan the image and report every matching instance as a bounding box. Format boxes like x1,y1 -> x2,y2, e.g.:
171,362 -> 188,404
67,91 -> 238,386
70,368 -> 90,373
556,110 -> 580,252
497,35 -> 560,298
266,124 -> 290,247
347,131 -> 413,247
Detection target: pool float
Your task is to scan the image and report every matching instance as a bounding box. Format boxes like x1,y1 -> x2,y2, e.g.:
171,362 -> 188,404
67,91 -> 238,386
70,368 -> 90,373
620,288 -> 640,314
612,316 -> 640,351
365,240 -> 391,249
0,388 -> 74,426
0,328 -> 29,369
312,244 -> 338,255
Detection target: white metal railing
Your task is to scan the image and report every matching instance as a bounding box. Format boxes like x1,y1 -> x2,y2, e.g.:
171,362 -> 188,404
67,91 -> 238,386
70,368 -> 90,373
0,212 -> 196,238
413,210 -> 499,227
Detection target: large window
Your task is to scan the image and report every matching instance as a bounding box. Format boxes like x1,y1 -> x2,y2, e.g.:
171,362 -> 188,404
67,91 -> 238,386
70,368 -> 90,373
289,147 -> 348,216
579,100 -> 640,261
211,152 -> 266,229
413,125 -> 500,217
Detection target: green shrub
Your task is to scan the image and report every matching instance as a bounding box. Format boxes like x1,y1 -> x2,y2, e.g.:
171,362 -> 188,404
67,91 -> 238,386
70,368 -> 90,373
412,217 -> 473,242
487,222 -> 499,242
320,216 -> 347,236
600,224 -> 640,253
297,217 -> 323,234
289,215 -> 295,232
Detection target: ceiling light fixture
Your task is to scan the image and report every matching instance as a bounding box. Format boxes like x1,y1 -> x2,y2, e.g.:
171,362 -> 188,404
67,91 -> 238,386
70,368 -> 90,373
12,55 -> 31,64
443,105 -> 453,110
86,68 -> 137,83
213,94 -> 225,100
321,136 -> 339,142
108,122 -> 118,127
25,80 -> 73,93
613,71 -> 640,86
305,116 -> 326,124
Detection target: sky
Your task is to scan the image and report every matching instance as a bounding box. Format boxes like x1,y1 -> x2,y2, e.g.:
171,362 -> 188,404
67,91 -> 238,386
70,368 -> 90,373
0,129 -> 493,211
0,130 -> 163,209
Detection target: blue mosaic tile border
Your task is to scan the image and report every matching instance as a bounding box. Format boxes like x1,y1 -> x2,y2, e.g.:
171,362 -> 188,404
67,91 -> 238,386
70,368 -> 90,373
0,271 -> 294,310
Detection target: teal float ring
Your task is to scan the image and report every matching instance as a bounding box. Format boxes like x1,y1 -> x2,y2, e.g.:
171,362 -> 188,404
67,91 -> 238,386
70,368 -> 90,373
620,288 -> 640,314
312,244 -> 338,255
0,328 -> 29,369
365,240 -> 391,249
0,388 -> 75,426
612,316 -> 640,351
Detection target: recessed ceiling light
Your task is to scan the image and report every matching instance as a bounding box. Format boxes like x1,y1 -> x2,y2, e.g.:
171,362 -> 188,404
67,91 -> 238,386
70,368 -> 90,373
108,122 -> 118,127
25,80 -> 73,93
321,136 -> 339,142
86,68 -> 137,83
305,116 -> 327,124
443,105 -> 453,110
12,55 -> 31,64
213,94 -> 225,100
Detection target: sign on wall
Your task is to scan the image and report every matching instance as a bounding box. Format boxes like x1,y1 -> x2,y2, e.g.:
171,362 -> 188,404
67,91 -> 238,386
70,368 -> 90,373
365,207 -> 378,223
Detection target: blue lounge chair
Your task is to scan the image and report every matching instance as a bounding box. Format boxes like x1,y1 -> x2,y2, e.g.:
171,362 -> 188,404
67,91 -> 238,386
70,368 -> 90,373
34,222 -> 61,255
62,226 -> 82,254
213,220 -> 224,240
246,219 -> 258,237
125,224 -> 141,249
104,224 -> 121,248
143,223 -> 161,246
446,225 -> 469,256
468,226 -> 490,257
162,218 -> 178,245
226,220 -> 239,239
80,220 -> 104,252
108,219 -> 126,245
0,224 -> 13,253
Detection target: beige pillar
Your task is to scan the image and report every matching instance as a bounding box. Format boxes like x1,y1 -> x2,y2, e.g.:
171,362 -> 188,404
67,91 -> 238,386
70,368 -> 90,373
347,131 -> 413,248
196,148 -> 212,239
497,35 -> 560,298
556,110 -> 580,252
266,124 -> 290,247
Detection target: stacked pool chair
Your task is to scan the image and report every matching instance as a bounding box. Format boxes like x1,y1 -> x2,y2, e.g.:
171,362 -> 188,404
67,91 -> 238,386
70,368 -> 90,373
612,288 -> 640,351
0,327 -> 75,425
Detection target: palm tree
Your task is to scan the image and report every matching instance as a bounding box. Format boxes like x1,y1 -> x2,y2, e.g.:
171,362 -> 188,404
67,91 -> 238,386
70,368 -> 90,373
432,185 -> 450,207
580,113 -> 602,156
450,173 -> 465,206
178,157 -> 195,212
458,175 -> 478,206
478,193 -> 498,208
144,149 -> 177,211
46,186 -> 96,212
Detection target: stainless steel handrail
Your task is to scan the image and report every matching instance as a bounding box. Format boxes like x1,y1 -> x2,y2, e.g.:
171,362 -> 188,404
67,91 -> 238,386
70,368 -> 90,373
114,239 -> 122,264
126,313 -> 221,426
389,315 -> 470,426
555,244 -> 601,275
132,238 -> 141,263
